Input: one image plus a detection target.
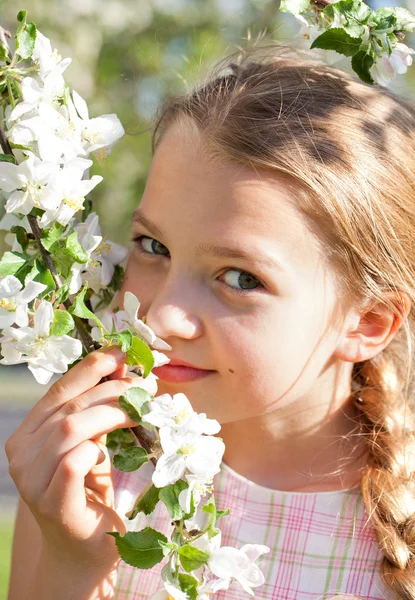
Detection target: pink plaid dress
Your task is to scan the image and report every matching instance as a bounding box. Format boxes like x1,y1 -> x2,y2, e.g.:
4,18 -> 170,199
113,461 -> 395,600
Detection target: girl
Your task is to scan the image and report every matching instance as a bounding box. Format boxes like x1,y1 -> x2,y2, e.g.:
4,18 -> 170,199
5,42 -> 415,600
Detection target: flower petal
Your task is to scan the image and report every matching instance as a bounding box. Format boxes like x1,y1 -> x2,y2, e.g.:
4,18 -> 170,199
152,453 -> 186,488
28,363 -> 53,384
33,301 -> 53,336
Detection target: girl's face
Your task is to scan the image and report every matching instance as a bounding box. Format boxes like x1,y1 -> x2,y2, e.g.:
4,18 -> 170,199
120,120 -> 350,424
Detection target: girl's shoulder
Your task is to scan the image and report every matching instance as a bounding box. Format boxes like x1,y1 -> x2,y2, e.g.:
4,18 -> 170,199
112,462 -> 397,600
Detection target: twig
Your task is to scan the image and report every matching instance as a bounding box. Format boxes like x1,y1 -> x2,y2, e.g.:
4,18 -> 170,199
0,123 -> 154,459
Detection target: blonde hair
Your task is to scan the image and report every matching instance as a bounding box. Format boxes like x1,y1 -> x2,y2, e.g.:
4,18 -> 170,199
151,42 -> 415,598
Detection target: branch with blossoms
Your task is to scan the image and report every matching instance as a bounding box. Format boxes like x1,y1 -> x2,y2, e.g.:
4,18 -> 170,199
280,0 -> 415,86
0,12 -> 269,599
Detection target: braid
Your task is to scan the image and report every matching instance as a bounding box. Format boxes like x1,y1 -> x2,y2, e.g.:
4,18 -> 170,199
353,326 -> 415,599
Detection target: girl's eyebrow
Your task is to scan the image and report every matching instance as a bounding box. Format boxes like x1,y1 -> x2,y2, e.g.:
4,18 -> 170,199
132,208 -> 288,272
195,243 -> 288,272
132,209 -> 163,238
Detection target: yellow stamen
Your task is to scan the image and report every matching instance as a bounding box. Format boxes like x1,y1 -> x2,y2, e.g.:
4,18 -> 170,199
0,298 -> 16,312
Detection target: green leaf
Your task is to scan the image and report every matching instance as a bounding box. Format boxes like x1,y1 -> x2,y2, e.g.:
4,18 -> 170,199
126,336 -> 155,377
25,259 -> 56,297
0,251 -> 29,277
104,330 -> 133,352
159,480 -> 189,521
54,282 -> 71,306
65,231 -> 89,264
372,7 -> 415,32
311,28 -> 362,56
118,387 -> 152,423
324,0 -> 372,23
106,427 -> 136,453
40,223 -> 65,252
351,50 -> 375,84
10,225 -> 29,252
50,309 -> 75,337
279,0 -> 310,15
217,508 -> 231,520
178,573 -> 199,600
113,446 -> 149,472
178,546 -> 210,573
9,142 -> 31,152
126,482 -> 160,520
0,43 -> 9,62
201,495 -> 230,539
15,11 -> 37,60
158,540 -> 179,557
371,8 -> 397,32
68,284 -> 106,330
0,154 -> 16,164
107,528 -> 167,569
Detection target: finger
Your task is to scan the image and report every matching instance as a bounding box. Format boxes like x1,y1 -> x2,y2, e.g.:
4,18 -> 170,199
21,347 -> 127,434
85,441 -> 115,506
29,404 -> 138,497
107,365 -> 128,380
41,439 -> 107,526
31,377 -> 135,451
7,377 -> 136,497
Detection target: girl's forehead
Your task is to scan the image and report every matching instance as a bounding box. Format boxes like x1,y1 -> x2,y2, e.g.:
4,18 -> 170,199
141,121 -> 322,266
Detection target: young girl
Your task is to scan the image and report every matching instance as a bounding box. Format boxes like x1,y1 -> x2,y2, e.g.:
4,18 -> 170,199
5,42 -> 415,600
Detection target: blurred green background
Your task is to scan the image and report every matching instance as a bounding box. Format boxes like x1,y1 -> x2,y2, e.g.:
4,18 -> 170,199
0,0 -> 414,598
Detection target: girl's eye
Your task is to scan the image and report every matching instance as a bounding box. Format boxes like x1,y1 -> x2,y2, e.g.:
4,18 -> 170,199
221,269 -> 262,293
132,235 -> 170,256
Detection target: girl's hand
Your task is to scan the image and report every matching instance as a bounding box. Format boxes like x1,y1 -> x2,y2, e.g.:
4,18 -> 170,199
5,346 -> 138,570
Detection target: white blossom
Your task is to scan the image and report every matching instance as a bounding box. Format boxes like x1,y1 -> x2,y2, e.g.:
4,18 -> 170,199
119,291 -> 172,351
32,31 -> 72,82
0,153 -> 60,215
7,64 -> 70,123
0,275 -> 47,328
39,160 -> 103,226
207,544 -> 270,596
69,212 -> 128,294
71,90 -> 125,158
370,43 -> 415,86
7,103 -> 85,162
178,473 -> 214,514
152,427 -> 225,488
294,14 -> 344,65
0,300 -> 82,384
142,392 -> 220,435
142,393 -> 194,429
151,583 -> 188,600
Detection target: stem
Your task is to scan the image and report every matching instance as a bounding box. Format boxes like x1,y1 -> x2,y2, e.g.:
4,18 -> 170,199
0,123 -> 154,459
6,78 -> 15,109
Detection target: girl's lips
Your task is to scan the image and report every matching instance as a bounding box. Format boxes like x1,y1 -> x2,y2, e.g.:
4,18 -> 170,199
152,364 -> 216,383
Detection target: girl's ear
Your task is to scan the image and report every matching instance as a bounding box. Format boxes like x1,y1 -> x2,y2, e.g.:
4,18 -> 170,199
333,291 -> 412,363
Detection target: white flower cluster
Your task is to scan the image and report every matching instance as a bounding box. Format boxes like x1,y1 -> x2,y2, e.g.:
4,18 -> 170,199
69,211 -> 128,295
153,516 -> 269,599
142,391 -> 269,599
1,32 -> 124,225
0,286 -> 82,384
0,29 -> 127,382
91,290 -> 171,383
290,0 -> 415,86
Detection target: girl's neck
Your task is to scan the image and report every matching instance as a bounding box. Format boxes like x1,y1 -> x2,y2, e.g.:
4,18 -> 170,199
220,382 -> 366,493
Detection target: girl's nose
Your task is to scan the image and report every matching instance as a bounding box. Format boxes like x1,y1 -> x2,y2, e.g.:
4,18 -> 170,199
144,273 -> 204,342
